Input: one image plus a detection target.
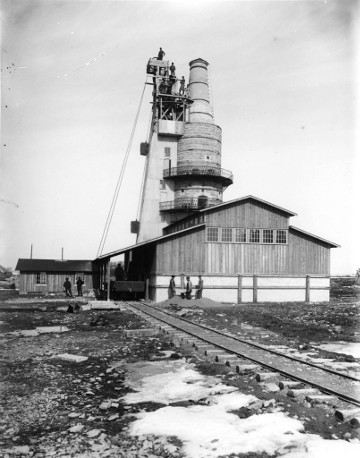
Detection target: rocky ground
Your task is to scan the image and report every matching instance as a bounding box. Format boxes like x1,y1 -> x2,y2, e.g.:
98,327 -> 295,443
0,278 -> 359,457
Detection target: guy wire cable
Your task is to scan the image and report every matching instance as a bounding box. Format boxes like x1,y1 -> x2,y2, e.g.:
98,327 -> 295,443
97,82 -> 147,257
136,104 -> 154,221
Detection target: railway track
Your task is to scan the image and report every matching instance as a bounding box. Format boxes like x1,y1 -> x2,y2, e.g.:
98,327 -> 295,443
119,301 -> 360,410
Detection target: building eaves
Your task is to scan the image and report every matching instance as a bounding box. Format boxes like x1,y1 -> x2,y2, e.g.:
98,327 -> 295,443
96,223 -> 206,261
289,226 -> 340,248
15,259 -> 99,272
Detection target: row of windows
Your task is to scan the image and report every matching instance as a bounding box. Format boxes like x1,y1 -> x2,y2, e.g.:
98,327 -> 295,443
206,227 -> 288,244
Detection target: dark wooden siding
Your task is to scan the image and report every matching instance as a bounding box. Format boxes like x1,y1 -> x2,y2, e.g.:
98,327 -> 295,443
19,272 -> 94,294
205,201 -> 289,229
288,231 -> 330,275
206,243 -> 288,274
155,227 -> 205,273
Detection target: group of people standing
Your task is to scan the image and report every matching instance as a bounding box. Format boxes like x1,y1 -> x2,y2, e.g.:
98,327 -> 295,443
156,47 -> 186,96
168,275 -> 204,300
63,277 -> 84,297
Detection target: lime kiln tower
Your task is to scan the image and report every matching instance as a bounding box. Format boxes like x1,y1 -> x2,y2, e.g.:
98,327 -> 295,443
135,57 -> 233,243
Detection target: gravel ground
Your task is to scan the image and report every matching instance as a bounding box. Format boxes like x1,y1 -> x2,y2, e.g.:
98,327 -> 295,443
1,279 -> 359,457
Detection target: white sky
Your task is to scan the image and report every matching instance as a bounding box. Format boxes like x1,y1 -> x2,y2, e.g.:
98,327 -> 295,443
1,0 -> 359,274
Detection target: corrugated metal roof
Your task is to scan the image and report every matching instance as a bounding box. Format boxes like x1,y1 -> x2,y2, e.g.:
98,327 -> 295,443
15,259 -> 99,272
289,226 -> 340,248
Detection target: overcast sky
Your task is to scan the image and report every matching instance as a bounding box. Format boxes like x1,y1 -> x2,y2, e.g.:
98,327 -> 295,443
1,0 -> 359,274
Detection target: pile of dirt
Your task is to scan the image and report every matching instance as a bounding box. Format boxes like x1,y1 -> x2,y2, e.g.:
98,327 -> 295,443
155,295 -> 228,310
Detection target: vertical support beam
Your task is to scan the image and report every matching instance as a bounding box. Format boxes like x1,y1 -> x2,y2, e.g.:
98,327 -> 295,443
305,275 -> 310,303
253,275 -> 258,303
107,261 -> 111,302
237,275 -> 242,304
181,273 -> 184,289
145,278 -> 149,301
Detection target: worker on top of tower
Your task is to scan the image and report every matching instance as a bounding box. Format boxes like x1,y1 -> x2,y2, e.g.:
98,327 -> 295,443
179,76 -> 186,95
170,62 -> 176,76
157,47 -> 165,60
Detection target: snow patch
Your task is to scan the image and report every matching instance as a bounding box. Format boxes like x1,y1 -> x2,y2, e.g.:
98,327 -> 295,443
123,359 -> 360,458
315,342 -> 360,359
122,360 -> 238,405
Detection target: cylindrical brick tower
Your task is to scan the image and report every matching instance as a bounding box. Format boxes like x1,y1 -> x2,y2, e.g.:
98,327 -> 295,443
173,58 -> 232,212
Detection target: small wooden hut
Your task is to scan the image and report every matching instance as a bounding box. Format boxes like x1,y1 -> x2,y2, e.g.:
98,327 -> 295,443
15,259 -> 99,295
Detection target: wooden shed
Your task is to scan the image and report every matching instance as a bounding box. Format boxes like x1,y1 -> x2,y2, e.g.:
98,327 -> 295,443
15,259 -> 99,295
97,196 -> 339,303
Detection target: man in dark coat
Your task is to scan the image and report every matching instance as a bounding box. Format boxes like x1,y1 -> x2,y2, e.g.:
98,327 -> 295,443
168,275 -> 176,299
76,277 -> 84,296
186,276 -> 192,300
157,47 -> 165,60
63,277 -> 72,297
170,62 -> 176,76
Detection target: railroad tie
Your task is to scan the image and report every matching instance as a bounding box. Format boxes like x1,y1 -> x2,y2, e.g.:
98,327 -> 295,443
335,408 -> 360,422
350,415 -> 360,427
236,364 -> 260,374
215,354 -> 239,365
255,372 -> 280,382
194,343 -> 210,351
204,349 -> 226,357
278,381 -> 303,390
305,394 -> 337,406
287,388 -> 319,398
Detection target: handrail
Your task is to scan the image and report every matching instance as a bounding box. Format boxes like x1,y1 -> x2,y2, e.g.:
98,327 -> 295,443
163,165 -> 233,181
159,198 -> 222,211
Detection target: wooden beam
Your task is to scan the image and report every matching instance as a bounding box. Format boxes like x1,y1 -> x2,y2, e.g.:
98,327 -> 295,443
253,275 -> 258,303
237,274 -> 242,304
107,261 -> 111,302
305,275 -> 310,302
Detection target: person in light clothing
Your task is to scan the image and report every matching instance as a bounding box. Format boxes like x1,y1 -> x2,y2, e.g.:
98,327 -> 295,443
186,276 -> 192,300
196,275 -> 204,299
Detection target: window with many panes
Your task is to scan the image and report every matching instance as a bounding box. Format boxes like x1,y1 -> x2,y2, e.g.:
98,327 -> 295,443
263,229 -> 273,244
36,272 -> 47,284
160,180 -> 166,190
207,227 -> 219,242
249,229 -> 260,243
235,228 -> 246,243
164,147 -> 171,157
221,228 -> 232,242
276,230 -> 287,244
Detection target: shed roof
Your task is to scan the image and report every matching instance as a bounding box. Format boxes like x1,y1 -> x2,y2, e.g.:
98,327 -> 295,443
97,223 -> 206,260
15,259 -> 99,272
289,226 -> 340,248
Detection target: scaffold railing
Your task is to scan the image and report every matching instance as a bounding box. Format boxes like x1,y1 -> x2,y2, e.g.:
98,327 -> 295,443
159,198 -> 222,212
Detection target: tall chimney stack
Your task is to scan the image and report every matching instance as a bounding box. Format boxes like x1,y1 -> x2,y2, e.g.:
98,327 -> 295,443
188,58 -> 213,123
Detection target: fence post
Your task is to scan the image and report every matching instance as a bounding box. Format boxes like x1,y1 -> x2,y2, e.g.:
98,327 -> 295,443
253,275 -> 258,303
237,275 -> 242,304
305,275 -> 310,302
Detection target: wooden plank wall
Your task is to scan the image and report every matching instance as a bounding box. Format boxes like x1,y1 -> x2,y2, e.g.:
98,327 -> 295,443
19,273 -> 94,294
288,231 -> 330,275
205,201 -> 289,228
155,227 -> 205,274
206,243 -> 288,274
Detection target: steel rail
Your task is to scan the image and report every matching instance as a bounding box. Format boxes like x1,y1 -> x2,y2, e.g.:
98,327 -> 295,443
121,301 -> 360,407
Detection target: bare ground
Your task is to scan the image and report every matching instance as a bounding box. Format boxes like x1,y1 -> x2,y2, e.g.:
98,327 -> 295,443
0,278 -> 359,457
